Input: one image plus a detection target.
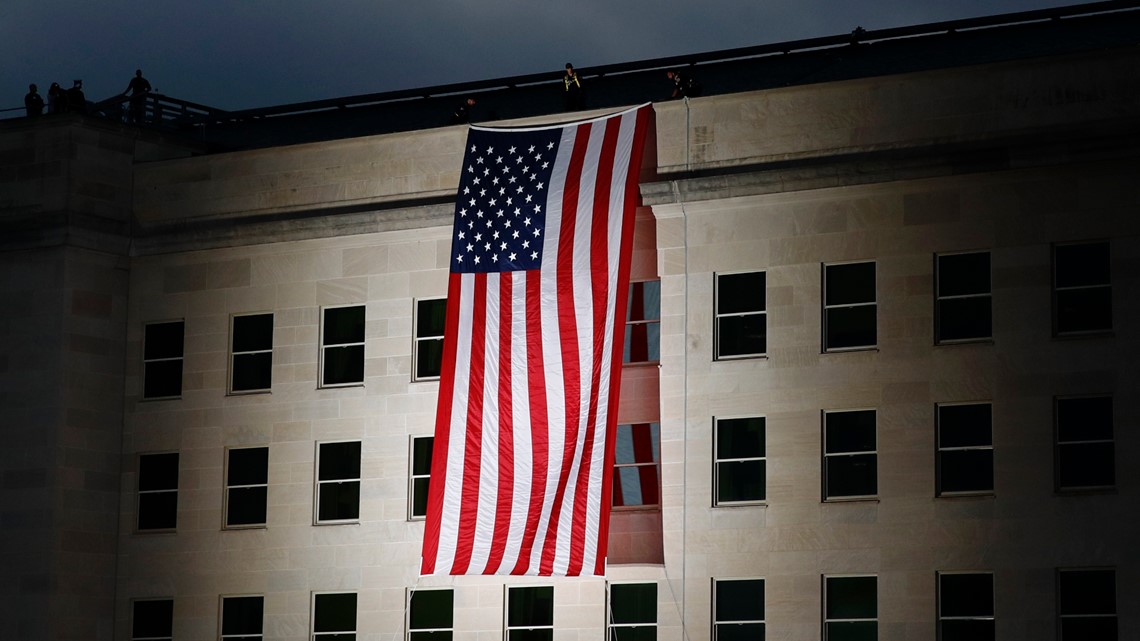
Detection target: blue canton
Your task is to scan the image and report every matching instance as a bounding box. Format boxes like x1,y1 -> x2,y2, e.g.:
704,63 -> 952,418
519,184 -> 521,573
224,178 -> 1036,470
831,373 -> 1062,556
451,127 -> 562,274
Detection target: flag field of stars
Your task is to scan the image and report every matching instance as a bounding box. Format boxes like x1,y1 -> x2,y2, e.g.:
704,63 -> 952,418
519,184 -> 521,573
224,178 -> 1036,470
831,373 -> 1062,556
451,127 -> 563,274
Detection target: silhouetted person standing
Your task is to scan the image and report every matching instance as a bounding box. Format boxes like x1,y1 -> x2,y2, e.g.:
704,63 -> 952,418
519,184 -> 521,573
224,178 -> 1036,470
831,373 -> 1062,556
451,97 -> 476,124
48,82 -> 64,114
24,84 -> 44,117
666,70 -> 702,100
125,69 -> 152,123
563,63 -> 584,111
67,80 -> 86,114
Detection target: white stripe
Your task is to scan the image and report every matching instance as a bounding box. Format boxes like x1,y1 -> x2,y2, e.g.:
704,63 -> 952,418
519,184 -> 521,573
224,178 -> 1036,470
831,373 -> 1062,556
503,270 -> 531,571
583,109 -> 640,572
436,273 -> 475,574
553,120 -> 608,574
528,124 -> 576,574
470,275 -> 501,572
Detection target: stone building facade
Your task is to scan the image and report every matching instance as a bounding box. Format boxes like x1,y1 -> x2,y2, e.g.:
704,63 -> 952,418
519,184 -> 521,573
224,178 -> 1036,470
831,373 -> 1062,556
2,9 -> 1139,641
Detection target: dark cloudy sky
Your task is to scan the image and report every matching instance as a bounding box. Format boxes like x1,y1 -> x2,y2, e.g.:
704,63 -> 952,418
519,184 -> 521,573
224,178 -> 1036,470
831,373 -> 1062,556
3,0 -> 1086,112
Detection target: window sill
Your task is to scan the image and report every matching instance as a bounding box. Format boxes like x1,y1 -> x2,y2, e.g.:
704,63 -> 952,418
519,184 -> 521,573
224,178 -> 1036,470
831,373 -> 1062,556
223,524 -> 268,531
1053,330 -> 1114,341
713,355 -> 768,363
1055,486 -> 1117,496
611,505 -> 661,513
621,361 -> 661,368
313,520 -> 361,526
316,383 -> 365,390
822,497 -> 880,504
936,492 -> 995,500
226,389 -> 272,397
822,347 -> 879,355
935,338 -> 993,347
713,501 -> 767,508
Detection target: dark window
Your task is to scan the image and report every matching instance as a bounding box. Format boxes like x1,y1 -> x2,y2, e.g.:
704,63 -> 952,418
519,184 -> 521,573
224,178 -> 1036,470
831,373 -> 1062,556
226,447 -> 269,528
936,252 -> 991,343
938,573 -> 994,641
143,321 -> 184,399
409,437 -> 433,520
138,452 -> 178,531
714,578 -> 764,641
230,313 -> 273,393
507,586 -> 554,641
824,410 -> 877,500
321,306 -> 365,386
715,271 -> 766,359
1058,569 -> 1116,640
613,423 -> 660,508
221,595 -> 264,641
132,599 -> 173,641
409,589 -> 453,641
625,281 -> 661,363
316,441 -> 361,523
824,262 -> 876,351
609,582 -> 656,641
313,592 -> 357,641
937,404 -> 993,496
714,417 -> 765,505
1054,241 -> 1111,335
1056,396 -> 1114,491
824,576 -> 877,641
415,299 -> 447,381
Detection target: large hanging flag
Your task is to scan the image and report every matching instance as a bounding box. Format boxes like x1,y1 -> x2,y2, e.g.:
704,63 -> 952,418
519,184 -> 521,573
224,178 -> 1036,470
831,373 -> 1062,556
421,104 -> 651,576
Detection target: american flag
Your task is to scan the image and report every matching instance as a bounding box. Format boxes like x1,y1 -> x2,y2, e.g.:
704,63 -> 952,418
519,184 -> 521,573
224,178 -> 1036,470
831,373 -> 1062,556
421,104 -> 651,576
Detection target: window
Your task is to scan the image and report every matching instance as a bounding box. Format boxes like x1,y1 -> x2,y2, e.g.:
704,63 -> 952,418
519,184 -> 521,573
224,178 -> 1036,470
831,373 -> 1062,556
506,586 -> 553,641
823,410 -> 877,500
715,271 -> 766,359
321,305 -> 365,387
624,280 -> 660,363
408,589 -> 453,641
714,578 -> 764,640
132,599 -> 173,641
414,298 -> 446,381
1054,241 -> 1111,335
315,441 -> 361,523
1058,568 -> 1116,640
936,403 -> 993,496
938,572 -> 994,641
225,447 -> 269,528
143,320 -> 184,399
1056,396 -> 1114,491
609,582 -> 656,641
138,452 -> 178,531
824,576 -> 877,641
230,313 -> 273,393
936,252 -> 991,343
409,436 -> 433,520
823,262 -> 876,351
714,417 -> 765,505
613,422 -> 660,508
221,595 -> 264,641
312,592 -> 356,641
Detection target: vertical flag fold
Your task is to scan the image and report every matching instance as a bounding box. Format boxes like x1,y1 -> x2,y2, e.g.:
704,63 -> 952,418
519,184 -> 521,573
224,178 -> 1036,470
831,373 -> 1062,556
421,104 -> 651,576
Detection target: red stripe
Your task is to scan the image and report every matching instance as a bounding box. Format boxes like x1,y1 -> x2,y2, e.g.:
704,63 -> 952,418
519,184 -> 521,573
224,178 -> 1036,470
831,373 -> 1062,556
539,122 -> 592,575
420,274 -> 464,575
566,116 -> 622,576
512,272 -> 549,575
451,274 -> 487,574
483,273 -> 514,574
595,106 -> 650,574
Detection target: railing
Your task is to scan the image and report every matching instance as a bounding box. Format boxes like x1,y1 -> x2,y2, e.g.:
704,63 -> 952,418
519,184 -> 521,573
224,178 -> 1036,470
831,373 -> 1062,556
3,0 -> 1138,125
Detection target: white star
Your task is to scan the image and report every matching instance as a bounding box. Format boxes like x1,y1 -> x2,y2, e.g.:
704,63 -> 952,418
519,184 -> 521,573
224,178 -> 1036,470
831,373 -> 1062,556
515,156 -> 523,164
523,240 -> 530,249
476,210 -> 484,218
524,217 -> 532,226
533,228 -> 541,237
514,207 -> 522,216
509,252 -> 517,261
528,145 -> 535,153
473,177 -> 480,185
516,186 -> 524,194
534,205 -> 542,213
467,220 -> 474,229
483,168 -> 490,176
508,146 -> 516,154
536,182 -> 544,191
492,231 -> 500,239
529,173 -> 537,181
466,243 -> 474,252
476,156 -> 484,164
486,220 -> 492,228
541,162 -> 549,169
504,220 -> 512,228
499,187 -> 506,196
531,251 -> 538,260
495,156 -> 503,164
474,233 -> 482,241
469,198 -> 476,206
456,254 -> 463,262
479,188 -> 486,197
535,153 -> 542,161
506,197 -> 513,205
484,242 -> 491,251
547,141 -> 554,150
496,210 -> 504,218
474,256 -> 481,264
500,241 -> 507,250
523,166 -> 530,174
509,176 -> 517,184
512,230 -> 520,239
492,254 -> 499,262
459,208 -> 467,217
492,177 -> 500,186
463,186 -> 470,195
525,194 -> 533,203
486,146 -> 494,154
467,165 -> 474,173
470,144 -> 476,153
488,198 -> 496,206
458,231 -> 465,239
